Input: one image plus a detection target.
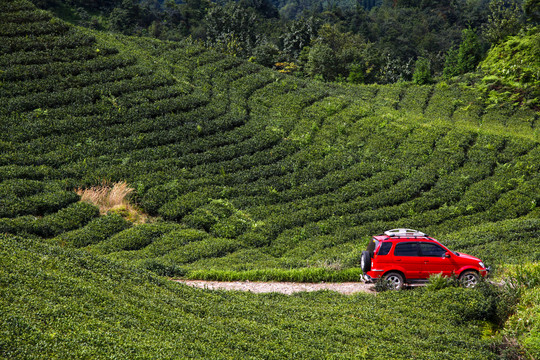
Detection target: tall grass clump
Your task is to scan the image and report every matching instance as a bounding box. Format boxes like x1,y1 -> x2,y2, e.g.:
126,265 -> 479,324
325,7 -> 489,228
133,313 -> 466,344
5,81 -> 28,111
76,181 -> 147,223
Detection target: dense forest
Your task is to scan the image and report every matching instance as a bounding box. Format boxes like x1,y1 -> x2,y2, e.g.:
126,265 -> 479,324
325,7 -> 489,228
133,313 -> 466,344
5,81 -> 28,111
31,0 -> 540,84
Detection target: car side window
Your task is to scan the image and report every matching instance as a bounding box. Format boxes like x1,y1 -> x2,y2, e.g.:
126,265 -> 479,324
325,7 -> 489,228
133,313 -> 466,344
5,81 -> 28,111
419,243 -> 446,257
394,242 -> 418,256
378,242 -> 392,255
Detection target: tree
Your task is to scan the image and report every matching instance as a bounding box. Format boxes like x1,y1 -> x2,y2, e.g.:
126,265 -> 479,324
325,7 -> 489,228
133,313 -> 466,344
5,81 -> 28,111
482,0 -> 524,45
204,3 -> 260,57
412,57 -> 432,84
306,43 -> 338,80
524,0 -> 540,23
281,18 -> 318,61
443,28 -> 483,78
457,28 -> 483,73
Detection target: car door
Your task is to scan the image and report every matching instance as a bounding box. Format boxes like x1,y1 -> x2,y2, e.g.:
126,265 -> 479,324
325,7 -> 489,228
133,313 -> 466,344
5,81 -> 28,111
392,241 -> 423,279
419,242 -> 455,277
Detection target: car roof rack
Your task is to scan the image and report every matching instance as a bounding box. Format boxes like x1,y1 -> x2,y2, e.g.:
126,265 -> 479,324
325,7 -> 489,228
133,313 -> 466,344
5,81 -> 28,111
384,228 -> 426,237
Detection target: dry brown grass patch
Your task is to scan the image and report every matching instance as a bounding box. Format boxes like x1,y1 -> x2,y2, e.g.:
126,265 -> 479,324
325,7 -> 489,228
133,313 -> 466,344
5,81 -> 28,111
75,181 -> 147,223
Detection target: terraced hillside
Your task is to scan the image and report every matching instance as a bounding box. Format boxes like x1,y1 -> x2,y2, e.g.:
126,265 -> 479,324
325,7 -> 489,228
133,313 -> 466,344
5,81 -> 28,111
0,0 -> 538,272
2,1 -> 540,358
1,0 -> 539,280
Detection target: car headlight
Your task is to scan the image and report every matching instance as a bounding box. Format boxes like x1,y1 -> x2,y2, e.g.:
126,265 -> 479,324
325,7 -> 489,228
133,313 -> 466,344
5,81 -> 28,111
479,262 -> 485,269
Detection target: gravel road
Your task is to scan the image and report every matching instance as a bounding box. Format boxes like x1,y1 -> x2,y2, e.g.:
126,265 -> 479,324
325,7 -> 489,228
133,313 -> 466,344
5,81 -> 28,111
174,280 -> 376,295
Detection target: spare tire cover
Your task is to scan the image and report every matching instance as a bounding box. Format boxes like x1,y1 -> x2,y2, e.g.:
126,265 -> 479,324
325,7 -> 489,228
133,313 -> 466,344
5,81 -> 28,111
361,251 -> 371,272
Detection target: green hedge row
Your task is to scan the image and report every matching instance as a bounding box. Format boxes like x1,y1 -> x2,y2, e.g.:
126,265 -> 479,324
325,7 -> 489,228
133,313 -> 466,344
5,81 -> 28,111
2,63 -> 146,98
56,213 -> 131,248
0,202 -> 99,237
0,29 -> 96,54
0,46 -> 117,67
91,222 -> 185,254
0,9 -> 51,24
2,53 -> 136,82
0,18 -> 69,37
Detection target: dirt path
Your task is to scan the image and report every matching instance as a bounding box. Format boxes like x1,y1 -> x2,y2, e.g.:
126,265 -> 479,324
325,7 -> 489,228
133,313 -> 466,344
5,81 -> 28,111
174,280 -> 376,295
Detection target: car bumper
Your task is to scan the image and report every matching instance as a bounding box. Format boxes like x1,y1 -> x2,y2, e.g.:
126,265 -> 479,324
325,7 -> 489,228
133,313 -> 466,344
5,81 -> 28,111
363,274 -> 374,283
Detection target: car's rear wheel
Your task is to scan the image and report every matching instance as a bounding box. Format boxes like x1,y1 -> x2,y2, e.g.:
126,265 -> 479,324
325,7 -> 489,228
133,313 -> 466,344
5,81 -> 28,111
361,251 -> 371,273
459,270 -> 479,288
384,272 -> 404,290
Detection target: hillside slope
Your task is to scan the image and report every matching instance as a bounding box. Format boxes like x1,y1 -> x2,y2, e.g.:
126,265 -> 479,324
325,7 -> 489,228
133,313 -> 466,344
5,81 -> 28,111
1,233 -> 498,359
1,0 -> 539,275
1,1 -> 540,358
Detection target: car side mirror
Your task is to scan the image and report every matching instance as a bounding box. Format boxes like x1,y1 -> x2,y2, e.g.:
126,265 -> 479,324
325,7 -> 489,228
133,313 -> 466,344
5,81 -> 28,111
444,252 -> 451,258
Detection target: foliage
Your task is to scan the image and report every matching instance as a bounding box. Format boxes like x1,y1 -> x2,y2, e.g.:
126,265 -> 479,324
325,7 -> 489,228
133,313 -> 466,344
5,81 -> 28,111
0,234 -> 502,359
185,267 -> 363,282
482,0 -> 524,45
426,273 -> 459,291
26,0 -> 531,84
501,263 -> 540,358
412,56 -> 432,85
479,28 -> 540,107
0,2 -> 539,357
443,28 -> 484,78
204,2 -> 260,57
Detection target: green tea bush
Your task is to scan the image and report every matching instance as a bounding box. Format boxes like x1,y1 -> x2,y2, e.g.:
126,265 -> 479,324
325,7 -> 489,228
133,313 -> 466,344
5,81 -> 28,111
162,237 -> 245,264
0,201 -> 99,237
0,233 -> 500,359
0,29 -> 95,54
142,228 -> 209,257
0,190 -> 79,217
34,201 -> 100,237
93,222 -> 184,254
158,191 -> 211,221
141,259 -> 187,277
56,213 -> 131,248
399,85 -> 433,113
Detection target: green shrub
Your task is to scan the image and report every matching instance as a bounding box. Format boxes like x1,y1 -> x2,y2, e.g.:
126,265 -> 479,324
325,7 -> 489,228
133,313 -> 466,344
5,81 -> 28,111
426,273 -> 459,291
56,213 -> 131,248
141,259 -> 187,277
412,57 -> 432,85
0,202 -> 99,237
92,222 -> 184,254
158,191 -> 210,221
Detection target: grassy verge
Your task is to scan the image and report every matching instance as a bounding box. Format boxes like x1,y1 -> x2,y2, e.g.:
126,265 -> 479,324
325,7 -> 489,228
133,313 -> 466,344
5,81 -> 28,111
184,267 -> 363,282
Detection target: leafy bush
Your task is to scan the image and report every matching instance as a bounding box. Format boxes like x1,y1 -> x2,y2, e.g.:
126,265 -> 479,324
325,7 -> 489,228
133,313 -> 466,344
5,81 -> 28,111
426,273 -> 459,291
56,213 -> 131,248
412,57 -> 432,85
92,222 -> 184,254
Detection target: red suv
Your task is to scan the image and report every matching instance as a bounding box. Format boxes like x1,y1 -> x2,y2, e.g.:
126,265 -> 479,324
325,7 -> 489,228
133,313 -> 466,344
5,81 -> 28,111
361,229 -> 489,289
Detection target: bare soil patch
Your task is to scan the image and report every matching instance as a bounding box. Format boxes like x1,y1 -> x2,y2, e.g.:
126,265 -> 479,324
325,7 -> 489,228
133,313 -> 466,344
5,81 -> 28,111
175,280 -> 376,295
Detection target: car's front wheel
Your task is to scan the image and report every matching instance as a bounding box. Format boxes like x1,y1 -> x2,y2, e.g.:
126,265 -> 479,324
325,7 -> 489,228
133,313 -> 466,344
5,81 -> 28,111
384,272 -> 404,290
459,270 -> 479,288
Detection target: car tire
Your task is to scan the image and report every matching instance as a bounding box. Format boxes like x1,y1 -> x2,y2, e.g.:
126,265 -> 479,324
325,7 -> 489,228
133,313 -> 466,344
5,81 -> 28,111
384,272 -> 404,290
361,251 -> 371,273
459,270 -> 479,288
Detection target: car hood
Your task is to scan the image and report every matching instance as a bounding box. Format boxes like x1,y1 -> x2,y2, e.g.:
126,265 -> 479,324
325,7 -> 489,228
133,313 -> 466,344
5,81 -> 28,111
455,252 -> 482,262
